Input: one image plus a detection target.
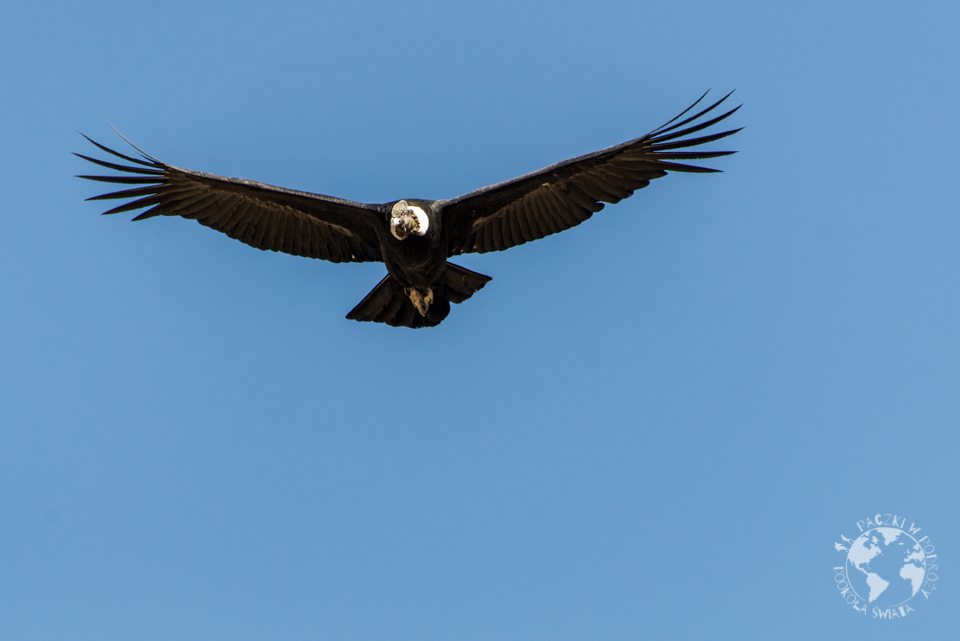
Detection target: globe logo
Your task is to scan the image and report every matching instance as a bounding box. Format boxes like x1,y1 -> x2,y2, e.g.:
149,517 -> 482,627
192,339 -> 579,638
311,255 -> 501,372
845,528 -> 924,606
833,515 -> 939,619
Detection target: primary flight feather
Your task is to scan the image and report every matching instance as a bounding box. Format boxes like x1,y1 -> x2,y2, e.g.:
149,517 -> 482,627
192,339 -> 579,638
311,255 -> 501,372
77,91 -> 741,328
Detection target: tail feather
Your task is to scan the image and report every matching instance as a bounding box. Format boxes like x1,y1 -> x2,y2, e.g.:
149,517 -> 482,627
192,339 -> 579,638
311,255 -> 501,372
346,263 -> 492,328
346,275 -> 393,321
444,262 -> 492,304
345,275 -> 447,328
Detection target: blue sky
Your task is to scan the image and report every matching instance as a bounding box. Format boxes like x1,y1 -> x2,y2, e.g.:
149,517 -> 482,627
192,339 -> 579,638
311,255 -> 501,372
1,1 -> 958,639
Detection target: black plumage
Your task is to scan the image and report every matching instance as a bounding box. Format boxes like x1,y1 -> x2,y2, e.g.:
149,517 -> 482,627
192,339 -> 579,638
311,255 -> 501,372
77,91 -> 741,328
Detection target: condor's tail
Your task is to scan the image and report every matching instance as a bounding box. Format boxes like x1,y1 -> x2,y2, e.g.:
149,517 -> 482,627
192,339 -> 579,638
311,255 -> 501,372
346,263 -> 491,328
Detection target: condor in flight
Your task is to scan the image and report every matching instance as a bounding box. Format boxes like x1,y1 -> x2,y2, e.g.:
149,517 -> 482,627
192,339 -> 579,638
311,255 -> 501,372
78,91 -> 740,328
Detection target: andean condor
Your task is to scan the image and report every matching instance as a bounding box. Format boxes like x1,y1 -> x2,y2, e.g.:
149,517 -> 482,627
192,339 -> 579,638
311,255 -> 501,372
77,91 -> 741,328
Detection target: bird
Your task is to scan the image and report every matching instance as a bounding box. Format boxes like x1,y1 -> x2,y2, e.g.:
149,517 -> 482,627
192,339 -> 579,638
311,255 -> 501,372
77,91 -> 741,328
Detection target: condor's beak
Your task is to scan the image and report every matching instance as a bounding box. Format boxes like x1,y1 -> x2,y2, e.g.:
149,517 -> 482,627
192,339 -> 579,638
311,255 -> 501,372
392,214 -> 418,236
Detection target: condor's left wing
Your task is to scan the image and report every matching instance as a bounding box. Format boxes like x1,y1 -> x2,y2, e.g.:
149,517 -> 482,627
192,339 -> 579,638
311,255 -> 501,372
442,91 -> 741,256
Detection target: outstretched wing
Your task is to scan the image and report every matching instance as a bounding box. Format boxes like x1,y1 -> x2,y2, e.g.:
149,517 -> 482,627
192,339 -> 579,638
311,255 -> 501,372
76,135 -> 384,263
443,91 -> 741,256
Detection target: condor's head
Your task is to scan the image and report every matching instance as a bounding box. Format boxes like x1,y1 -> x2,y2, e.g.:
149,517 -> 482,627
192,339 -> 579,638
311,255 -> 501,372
389,200 -> 430,241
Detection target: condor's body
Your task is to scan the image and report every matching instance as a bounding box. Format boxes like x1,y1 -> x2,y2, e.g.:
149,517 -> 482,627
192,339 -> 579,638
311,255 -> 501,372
353,198 -> 486,328
378,199 -> 446,289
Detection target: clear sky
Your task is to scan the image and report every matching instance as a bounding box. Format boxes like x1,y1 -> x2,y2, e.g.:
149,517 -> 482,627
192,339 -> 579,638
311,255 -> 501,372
1,1 -> 957,639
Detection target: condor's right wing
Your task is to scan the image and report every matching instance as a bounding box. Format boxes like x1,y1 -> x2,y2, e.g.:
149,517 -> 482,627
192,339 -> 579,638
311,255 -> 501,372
77,135 -> 384,263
